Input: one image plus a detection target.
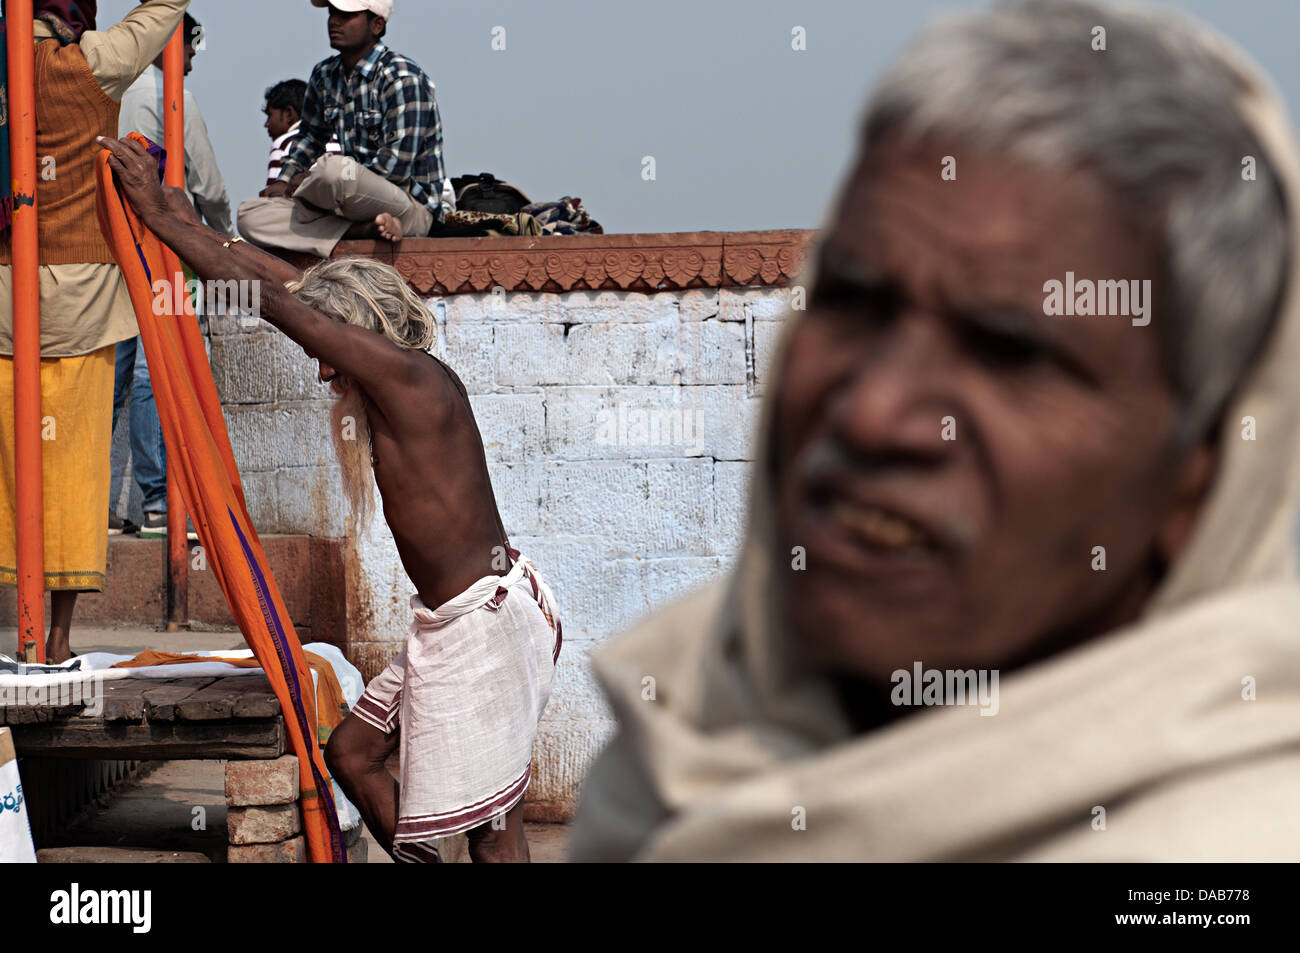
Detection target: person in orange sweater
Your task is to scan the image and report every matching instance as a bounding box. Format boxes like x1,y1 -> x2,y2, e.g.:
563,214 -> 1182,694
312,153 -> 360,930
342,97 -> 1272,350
0,0 -> 190,663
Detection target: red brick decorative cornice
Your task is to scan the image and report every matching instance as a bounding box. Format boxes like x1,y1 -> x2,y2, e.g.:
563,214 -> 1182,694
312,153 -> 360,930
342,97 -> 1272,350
290,229 -> 816,296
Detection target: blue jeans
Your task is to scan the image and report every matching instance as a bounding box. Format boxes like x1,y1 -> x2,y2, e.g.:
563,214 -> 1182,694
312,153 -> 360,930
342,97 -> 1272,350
110,337 -> 167,515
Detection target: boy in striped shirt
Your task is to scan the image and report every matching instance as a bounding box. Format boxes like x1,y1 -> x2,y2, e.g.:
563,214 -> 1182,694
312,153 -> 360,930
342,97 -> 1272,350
263,78 -> 342,188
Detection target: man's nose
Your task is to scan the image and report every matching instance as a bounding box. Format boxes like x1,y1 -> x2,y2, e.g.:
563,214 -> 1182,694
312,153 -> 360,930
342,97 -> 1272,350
828,314 -> 960,459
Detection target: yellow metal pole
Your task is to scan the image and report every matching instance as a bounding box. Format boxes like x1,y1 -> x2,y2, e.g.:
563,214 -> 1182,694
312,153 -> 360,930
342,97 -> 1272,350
7,0 -> 45,662
162,25 -> 188,631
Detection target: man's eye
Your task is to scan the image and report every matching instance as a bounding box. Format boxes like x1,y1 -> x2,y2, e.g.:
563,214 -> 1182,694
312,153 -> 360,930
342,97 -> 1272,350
961,326 -> 1046,368
809,282 -> 896,325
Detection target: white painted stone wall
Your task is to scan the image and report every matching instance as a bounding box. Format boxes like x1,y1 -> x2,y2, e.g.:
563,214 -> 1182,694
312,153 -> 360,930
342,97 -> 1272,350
209,285 -> 791,818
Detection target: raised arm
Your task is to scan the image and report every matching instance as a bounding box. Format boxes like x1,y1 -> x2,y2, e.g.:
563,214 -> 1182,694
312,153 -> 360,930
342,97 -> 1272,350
163,185 -> 301,285
102,136 -> 423,417
82,0 -> 190,101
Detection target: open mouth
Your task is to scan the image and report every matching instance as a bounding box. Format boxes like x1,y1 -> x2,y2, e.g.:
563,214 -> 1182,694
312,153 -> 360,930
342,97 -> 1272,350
827,498 -> 935,552
800,465 -> 957,565
793,443 -> 966,574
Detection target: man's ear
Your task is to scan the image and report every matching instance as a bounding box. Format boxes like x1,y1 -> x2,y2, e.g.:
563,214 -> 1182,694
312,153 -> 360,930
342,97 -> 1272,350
1156,435 -> 1218,565
372,16 -> 386,38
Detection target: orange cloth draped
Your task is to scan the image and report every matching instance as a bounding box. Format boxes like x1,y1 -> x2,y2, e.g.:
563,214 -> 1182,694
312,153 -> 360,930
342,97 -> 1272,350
94,134 -> 345,863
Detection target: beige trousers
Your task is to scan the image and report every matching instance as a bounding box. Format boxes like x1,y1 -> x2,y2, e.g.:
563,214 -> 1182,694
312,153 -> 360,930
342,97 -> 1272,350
237,155 -> 434,258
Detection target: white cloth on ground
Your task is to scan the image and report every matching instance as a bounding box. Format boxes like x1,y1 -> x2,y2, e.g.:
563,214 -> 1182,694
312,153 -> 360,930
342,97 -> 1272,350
0,643 -> 364,831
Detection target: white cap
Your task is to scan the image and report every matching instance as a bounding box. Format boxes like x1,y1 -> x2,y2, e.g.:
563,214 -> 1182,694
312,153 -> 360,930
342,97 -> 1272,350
311,0 -> 393,20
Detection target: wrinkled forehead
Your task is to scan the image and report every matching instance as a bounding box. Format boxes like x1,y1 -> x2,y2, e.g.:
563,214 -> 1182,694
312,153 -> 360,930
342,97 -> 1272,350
805,140 -> 1171,385
831,138 -> 1158,280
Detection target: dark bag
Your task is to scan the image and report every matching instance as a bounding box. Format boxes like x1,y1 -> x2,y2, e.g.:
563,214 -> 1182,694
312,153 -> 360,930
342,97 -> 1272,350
453,172 -> 531,214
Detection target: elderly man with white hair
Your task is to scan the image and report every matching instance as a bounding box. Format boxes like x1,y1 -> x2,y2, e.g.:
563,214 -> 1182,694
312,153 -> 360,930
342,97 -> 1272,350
101,134 -> 560,864
570,0 -> 1300,861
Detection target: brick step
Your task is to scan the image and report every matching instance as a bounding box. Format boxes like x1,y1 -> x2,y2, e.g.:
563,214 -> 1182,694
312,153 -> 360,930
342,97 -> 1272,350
0,535 -> 345,647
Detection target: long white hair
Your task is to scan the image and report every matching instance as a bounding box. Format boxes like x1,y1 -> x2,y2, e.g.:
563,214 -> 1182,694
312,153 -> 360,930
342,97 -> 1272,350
285,258 -> 438,532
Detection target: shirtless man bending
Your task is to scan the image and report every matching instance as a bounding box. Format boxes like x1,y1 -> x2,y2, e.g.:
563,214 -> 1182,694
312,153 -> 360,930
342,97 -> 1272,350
102,134 -> 561,864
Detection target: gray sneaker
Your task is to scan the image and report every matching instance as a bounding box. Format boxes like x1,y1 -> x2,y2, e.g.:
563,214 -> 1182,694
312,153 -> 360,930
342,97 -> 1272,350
138,512 -> 167,538
139,512 -> 199,541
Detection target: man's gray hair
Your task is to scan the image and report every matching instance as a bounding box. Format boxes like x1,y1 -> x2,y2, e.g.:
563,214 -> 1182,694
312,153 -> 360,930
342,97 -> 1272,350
284,257 -> 437,533
863,0 -> 1290,450
286,257 -> 437,352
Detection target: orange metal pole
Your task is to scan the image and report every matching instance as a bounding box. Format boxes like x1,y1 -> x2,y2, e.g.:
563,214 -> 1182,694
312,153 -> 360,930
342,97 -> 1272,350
162,27 -> 188,631
7,0 -> 45,662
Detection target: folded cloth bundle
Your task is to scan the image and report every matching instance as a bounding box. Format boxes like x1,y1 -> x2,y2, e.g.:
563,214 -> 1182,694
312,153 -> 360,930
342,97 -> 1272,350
438,209 -> 543,236
522,197 -> 603,235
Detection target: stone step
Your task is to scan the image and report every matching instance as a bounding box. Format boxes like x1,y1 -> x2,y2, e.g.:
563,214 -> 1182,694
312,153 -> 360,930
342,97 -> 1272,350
0,534 -> 345,647
0,625 -> 246,658
37,846 -> 211,863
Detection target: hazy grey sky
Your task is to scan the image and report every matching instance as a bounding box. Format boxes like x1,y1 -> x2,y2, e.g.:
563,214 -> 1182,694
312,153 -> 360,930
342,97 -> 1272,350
98,0 -> 1300,233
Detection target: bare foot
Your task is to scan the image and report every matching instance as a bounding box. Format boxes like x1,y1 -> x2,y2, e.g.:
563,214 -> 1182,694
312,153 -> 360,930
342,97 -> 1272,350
375,213 -> 404,242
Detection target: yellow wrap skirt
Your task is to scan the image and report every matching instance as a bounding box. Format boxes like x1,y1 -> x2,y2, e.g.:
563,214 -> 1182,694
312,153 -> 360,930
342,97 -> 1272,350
0,344 -> 115,591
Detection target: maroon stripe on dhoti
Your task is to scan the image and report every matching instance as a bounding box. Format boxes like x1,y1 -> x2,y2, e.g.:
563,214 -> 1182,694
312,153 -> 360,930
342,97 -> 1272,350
394,765 -> 532,841
392,841 -> 442,863
353,690 -> 400,733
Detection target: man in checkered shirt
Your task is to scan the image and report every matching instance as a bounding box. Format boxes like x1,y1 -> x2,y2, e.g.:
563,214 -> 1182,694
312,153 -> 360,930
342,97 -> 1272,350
238,0 -> 446,256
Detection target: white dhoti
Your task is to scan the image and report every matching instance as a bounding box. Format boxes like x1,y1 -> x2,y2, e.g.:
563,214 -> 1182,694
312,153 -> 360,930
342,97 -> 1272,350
353,553 -> 561,862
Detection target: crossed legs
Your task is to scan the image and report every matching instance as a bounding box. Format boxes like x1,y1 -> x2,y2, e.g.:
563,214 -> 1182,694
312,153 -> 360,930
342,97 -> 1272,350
238,156 -> 433,257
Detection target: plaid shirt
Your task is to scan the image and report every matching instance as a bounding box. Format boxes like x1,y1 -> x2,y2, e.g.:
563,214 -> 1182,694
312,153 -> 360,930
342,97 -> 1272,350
279,43 -> 446,223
